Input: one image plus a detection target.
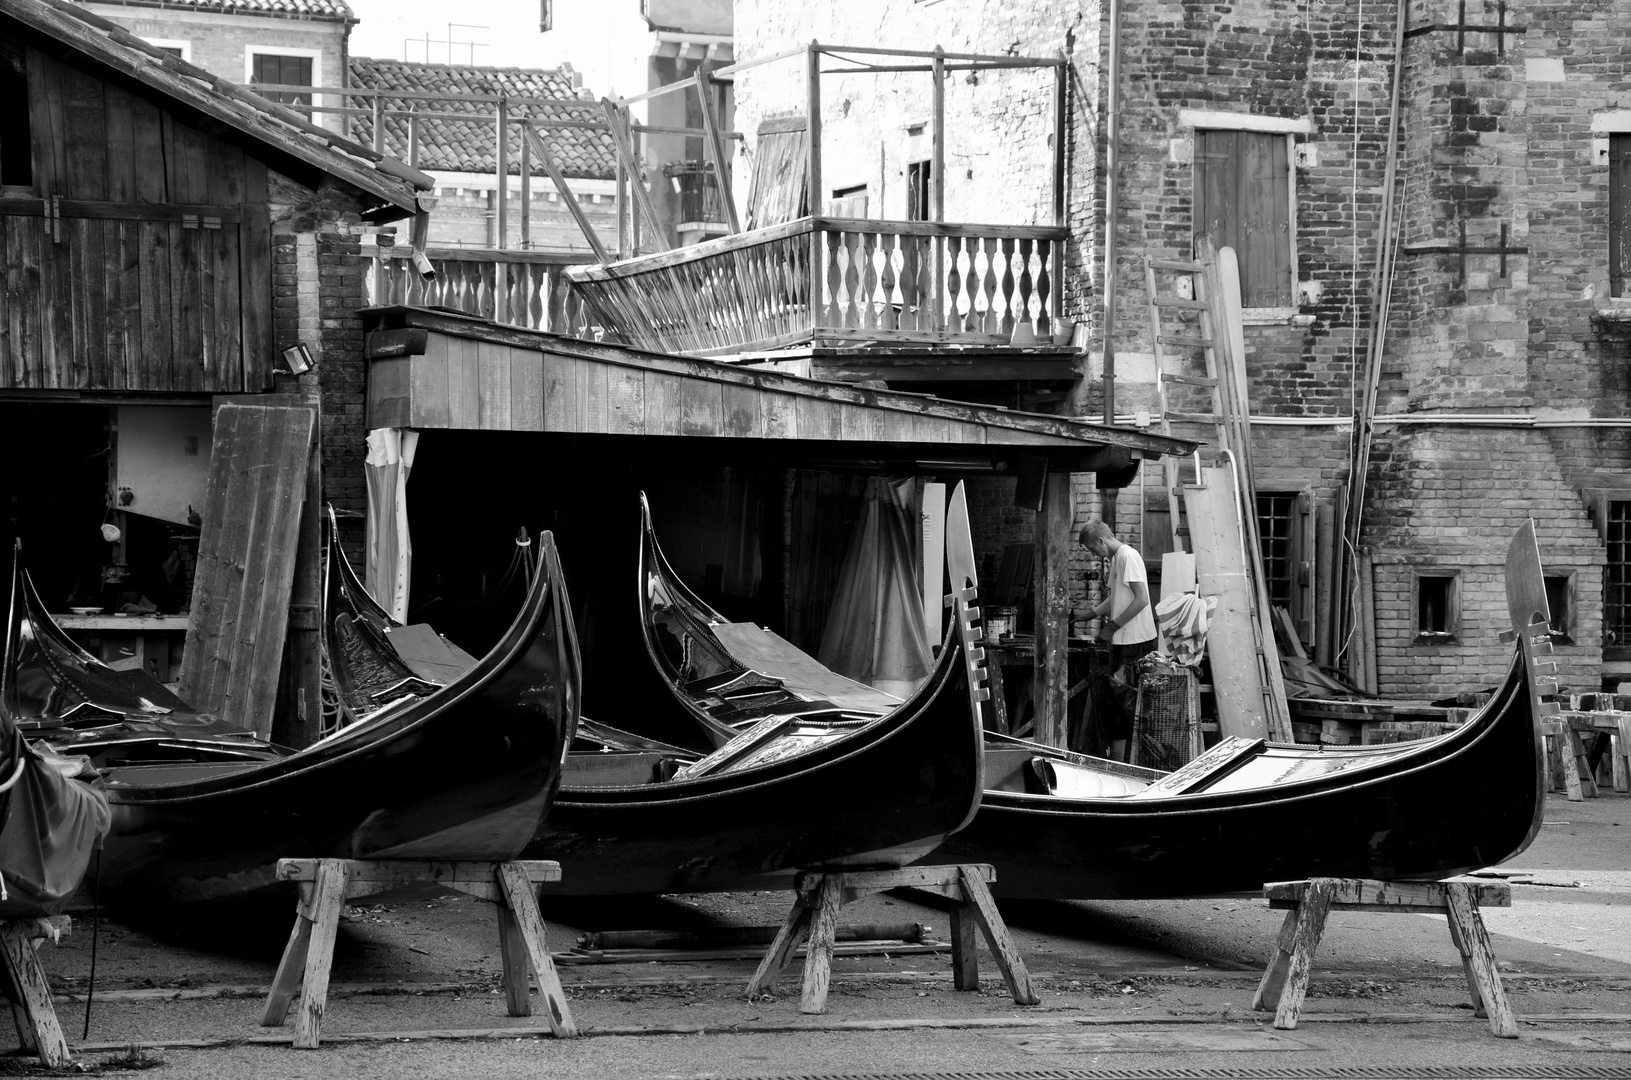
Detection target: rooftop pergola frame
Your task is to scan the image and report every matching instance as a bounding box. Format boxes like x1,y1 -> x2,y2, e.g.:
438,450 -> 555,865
618,41 -> 1070,244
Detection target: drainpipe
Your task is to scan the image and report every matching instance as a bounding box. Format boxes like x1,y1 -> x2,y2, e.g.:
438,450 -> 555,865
1100,0 -> 1123,430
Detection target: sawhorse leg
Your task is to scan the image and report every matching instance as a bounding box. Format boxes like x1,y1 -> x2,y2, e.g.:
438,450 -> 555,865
0,922 -> 69,1067
1251,880 -> 1333,1030
1445,884 -> 1517,1038
259,859 -> 350,1049
496,862 -> 576,1036
746,888 -> 816,1002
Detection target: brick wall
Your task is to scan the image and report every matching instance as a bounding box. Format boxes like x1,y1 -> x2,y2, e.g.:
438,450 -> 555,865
84,5 -> 350,135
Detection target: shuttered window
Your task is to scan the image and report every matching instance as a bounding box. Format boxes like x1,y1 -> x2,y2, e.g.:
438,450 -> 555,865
1606,501 -> 1631,654
1193,129 -> 1295,309
1256,489 -> 1314,648
251,53 -> 313,108
1611,135 -> 1631,298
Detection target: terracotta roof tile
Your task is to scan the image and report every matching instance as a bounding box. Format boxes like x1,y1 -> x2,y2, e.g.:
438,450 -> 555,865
86,0 -> 355,20
349,57 -> 617,181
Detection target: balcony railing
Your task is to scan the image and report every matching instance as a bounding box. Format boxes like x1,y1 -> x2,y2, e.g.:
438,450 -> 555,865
564,216 -> 1069,357
368,247 -> 595,334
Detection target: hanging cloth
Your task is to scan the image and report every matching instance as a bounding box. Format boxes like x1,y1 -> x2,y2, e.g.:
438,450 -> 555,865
817,477 -> 934,697
364,428 -> 419,623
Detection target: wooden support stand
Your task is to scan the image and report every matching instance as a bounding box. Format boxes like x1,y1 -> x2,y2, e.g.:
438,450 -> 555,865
745,864 -> 1038,1015
0,918 -> 71,1067
260,859 -> 576,1048
1252,878 -> 1516,1038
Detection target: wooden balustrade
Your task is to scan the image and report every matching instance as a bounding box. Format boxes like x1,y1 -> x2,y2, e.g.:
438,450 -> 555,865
564,217 -> 1068,357
368,248 -> 593,335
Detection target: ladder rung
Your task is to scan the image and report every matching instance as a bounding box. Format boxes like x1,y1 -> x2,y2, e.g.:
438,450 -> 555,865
1153,297 -> 1208,311
1164,410 -> 1222,424
1156,334 -> 1213,349
1148,258 -> 1204,273
1161,372 -> 1219,387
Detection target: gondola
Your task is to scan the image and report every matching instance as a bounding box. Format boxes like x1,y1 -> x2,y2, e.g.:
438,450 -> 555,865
0,547 -> 112,918
639,487 -> 1551,901
10,518 -> 580,910
521,494 -> 988,895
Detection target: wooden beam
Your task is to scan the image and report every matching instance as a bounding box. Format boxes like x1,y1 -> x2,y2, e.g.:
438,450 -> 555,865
495,96 -> 510,252
614,45 -> 810,106
694,68 -> 741,234
1052,58 -> 1067,228
932,47 -> 946,334
1033,472 -> 1072,747
519,121 -> 531,249
521,124 -> 609,262
599,99 -> 668,250
806,43 -> 822,217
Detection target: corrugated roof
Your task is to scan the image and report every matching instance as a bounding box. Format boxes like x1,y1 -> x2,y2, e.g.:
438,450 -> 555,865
3,0 -> 427,217
349,57 -> 617,181
84,0 -> 355,20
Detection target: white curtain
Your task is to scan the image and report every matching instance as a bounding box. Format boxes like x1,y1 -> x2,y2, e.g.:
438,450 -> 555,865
364,428 -> 419,623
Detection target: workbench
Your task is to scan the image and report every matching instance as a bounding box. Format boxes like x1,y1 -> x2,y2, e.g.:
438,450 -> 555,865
56,614 -> 189,683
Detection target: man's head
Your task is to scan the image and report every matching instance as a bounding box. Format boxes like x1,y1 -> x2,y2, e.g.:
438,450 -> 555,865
1077,520 -> 1116,557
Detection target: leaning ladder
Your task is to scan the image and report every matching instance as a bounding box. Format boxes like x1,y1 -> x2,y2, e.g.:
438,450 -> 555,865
1144,245 -> 1293,743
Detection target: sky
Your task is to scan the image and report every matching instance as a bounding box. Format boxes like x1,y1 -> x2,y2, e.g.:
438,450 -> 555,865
345,0 -> 647,98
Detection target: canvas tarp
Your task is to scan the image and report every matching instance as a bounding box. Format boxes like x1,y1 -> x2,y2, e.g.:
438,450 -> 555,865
0,735 -> 110,919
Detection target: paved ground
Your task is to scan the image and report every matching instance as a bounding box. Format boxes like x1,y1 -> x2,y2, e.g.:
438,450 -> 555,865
9,791 -> 1629,1078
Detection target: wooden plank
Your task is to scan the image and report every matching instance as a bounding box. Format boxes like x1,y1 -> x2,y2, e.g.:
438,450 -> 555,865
260,892 -> 317,1027
179,404 -> 315,735
239,204 -> 273,390
410,330 -> 451,429
1614,135 -> 1631,298
1444,884 -> 1518,1038
477,340 -> 513,430
958,868 -> 1038,1005
170,222 -> 205,391
793,865 -> 993,893
642,371 -> 684,436
0,923 -> 69,1067
1183,465 -> 1270,741
495,863 -> 577,1036
277,859 -> 561,886
605,360 -> 645,434
763,390 -> 799,439
130,94 -> 168,203
799,874 -> 844,1015
292,860 -> 350,1049
61,63 -> 108,200
746,903 -> 812,999
541,347 -> 573,432
575,354 -> 610,435
444,334 -> 481,429
136,219 -> 170,389
1263,878 -> 1512,909
1032,473 -> 1071,748
103,84 -> 135,203
509,346 -> 546,431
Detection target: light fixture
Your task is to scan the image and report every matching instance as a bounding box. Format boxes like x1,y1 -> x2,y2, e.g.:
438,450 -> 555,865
275,343 -> 316,376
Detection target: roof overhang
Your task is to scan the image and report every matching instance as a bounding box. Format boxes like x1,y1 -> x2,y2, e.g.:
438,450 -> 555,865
361,307 -> 1198,476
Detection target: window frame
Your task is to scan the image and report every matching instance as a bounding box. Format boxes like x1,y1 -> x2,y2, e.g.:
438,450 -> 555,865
244,47 -> 322,110
142,38 -> 191,62
1543,572 -> 1575,645
1412,571 -> 1462,645
1180,109 -> 1309,320
1589,491 -> 1631,660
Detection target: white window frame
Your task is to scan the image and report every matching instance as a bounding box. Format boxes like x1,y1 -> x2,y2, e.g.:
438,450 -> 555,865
244,46 -> 323,94
142,37 -> 191,62
1179,109 -> 1312,324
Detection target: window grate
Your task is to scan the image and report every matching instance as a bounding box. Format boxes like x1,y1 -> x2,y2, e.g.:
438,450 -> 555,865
1606,501 -> 1631,648
1256,493 -> 1295,610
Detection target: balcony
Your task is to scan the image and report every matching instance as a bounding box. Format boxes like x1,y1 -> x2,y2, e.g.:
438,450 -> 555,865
367,246 -> 594,334
564,215 -> 1070,358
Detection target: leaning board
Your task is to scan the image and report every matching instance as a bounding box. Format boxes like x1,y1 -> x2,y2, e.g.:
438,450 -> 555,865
178,403 -> 315,736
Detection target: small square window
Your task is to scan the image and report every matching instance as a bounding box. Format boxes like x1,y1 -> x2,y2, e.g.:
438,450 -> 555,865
1415,572 -> 1460,643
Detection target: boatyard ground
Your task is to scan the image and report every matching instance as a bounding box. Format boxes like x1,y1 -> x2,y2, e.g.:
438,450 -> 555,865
17,791 -> 1629,1079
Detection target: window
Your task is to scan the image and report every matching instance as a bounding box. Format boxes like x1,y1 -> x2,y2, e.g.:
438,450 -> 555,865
907,160 -> 931,221
1611,134 -> 1631,298
0,39 -> 30,187
1193,129 -> 1295,308
142,38 -> 191,61
1415,573 -> 1460,643
1255,489 -> 1314,649
250,52 -> 314,108
829,183 -> 868,217
1544,574 -> 1573,643
1606,500 -> 1631,654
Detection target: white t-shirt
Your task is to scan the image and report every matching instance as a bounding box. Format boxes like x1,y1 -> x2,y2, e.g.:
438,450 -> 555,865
1108,545 -> 1158,645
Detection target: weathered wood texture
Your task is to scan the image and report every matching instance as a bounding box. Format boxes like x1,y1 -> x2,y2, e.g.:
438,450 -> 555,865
178,404 -> 315,736
362,319 -> 1188,472
1193,129 -> 1294,309
565,216 -> 1069,357
368,248 -> 593,337
0,47 -> 272,391
0,921 -> 70,1067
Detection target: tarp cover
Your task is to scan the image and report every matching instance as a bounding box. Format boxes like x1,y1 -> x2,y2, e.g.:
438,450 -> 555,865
0,736 -> 110,918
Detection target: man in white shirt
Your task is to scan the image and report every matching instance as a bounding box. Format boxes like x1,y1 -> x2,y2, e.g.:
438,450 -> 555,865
1073,520 -> 1159,759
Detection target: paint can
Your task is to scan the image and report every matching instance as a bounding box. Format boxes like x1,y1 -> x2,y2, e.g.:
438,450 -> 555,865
985,606 -> 1016,643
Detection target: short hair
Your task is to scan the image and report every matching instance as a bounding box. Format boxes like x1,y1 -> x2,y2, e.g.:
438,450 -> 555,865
1078,520 -> 1114,546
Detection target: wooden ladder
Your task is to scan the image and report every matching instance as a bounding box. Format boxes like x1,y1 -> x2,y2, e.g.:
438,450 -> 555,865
1144,243 -> 1293,743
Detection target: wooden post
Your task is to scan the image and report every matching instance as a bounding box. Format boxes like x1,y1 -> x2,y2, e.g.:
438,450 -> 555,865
615,154 -> 627,258
273,402 -> 322,750
519,126 -> 532,250
806,42 -> 822,218
1033,471 -> 1072,747
495,96 -> 510,252
1052,58 -> 1066,228
407,112 -> 420,170
931,46 -> 946,332
522,124 -> 610,262
371,93 -> 384,154
694,68 -> 741,234
600,99 -> 668,249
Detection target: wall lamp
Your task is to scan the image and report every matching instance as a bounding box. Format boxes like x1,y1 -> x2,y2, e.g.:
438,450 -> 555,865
276,343 -> 317,376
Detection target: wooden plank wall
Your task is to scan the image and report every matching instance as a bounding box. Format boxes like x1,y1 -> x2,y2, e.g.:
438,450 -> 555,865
0,47 -> 273,391
179,403 -> 316,737
367,333 -> 1013,448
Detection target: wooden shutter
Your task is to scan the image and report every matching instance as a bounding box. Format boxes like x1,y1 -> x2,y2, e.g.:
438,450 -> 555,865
1194,129 -> 1293,308
1289,487 -> 1314,647
1611,134 -> 1631,298
746,116 -> 808,229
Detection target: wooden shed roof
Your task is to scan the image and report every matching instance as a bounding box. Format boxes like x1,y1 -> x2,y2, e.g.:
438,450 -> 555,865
2,0 -> 430,218
363,307 -> 1198,472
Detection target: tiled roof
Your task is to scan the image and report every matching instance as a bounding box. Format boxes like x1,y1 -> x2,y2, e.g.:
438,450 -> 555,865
83,0 -> 354,20
349,57 -> 617,181
4,0 -> 426,216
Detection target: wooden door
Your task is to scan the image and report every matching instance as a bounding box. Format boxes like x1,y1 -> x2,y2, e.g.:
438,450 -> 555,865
1194,129 -> 1294,309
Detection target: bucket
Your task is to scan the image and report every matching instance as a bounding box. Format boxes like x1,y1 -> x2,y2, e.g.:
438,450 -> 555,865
985,606 -> 1017,644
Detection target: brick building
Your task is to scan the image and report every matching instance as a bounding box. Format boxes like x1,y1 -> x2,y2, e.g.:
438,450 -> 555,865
729,0 -> 1631,697
77,0 -> 352,134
